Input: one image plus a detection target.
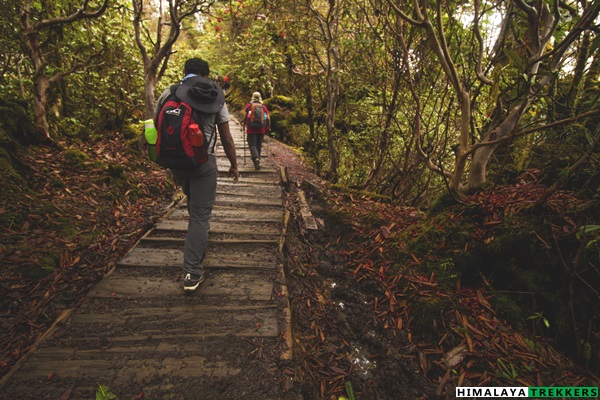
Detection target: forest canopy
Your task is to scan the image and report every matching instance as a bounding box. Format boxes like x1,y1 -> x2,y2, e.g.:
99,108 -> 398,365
2,0 -> 599,203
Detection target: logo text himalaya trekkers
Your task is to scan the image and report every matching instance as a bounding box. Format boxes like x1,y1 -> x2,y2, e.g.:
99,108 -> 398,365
456,387 -> 527,397
456,386 -> 598,398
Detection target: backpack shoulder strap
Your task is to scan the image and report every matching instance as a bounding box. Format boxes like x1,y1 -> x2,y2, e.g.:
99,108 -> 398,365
169,84 -> 179,97
155,84 -> 180,119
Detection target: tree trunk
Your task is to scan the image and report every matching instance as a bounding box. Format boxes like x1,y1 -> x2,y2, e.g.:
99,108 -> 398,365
32,73 -> 50,139
144,71 -> 158,118
467,103 -> 526,190
19,0 -> 108,139
364,68 -> 402,190
325,71 -> 340,182
21,2 -> 50,139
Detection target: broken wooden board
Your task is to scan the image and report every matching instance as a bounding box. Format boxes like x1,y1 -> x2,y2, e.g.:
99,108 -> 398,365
298,190 -> 318,230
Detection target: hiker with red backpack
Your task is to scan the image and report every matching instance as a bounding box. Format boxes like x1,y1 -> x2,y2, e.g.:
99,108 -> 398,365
242,92 -> 270,170
141,57 -> 239,293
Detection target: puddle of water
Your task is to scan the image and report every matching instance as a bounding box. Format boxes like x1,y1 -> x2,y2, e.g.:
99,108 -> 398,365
350,343 -> 377,377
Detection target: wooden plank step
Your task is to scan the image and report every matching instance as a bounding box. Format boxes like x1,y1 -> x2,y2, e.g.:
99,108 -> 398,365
216,190 -> 281,200
214,197 -> 282,208
217,176 -> 282,185
88,271 -> 274,300
10,355 -> 242,383
72,304 -> 277,321
117,247 -> 278,269
218,167 -> 279,176
140,237 -> 280,246
155,220 -> 281,235
68,306 -> 278,337
170,208 -> 283,222
216,190 -> 281,199
216,159 -> 278,171
217,181 -> 280,188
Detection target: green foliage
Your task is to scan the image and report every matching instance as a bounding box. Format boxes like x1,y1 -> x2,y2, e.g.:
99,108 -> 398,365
338,381 -> 355,400
4,1 -> 145,139
63,148 -> 90,167
201,0 -> 284,96
59,117 -> 88,138
0,99 -> 37,145
0,147 -> 27,192
265,95 -> 295,109
528,312 -> 550,329
490,293 -> 527,330
495,358 -> 518,381
96,385 -> 118,400
278,123 -> 307,148
121,123 -> 141,140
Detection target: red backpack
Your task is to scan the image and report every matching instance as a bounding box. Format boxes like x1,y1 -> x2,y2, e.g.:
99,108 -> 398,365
155,85 -> 209,169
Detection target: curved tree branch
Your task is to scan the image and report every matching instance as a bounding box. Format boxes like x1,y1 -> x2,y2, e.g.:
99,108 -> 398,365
37,0 -> 108,30
464,108 -> 600,157
474,0 -> 493,85
384,0 -> 426,26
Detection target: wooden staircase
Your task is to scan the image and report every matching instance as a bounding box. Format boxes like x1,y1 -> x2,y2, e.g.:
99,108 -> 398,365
0,121 -> 293,399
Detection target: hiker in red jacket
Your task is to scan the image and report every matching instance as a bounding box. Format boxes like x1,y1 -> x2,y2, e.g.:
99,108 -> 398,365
242,92 -> 270,170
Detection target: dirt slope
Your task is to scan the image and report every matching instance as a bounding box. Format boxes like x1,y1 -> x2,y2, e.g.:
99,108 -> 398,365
268,139 -> 598,400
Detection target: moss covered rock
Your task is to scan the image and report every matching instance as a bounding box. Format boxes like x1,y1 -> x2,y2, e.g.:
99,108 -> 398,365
0,98 -> 37,145
264,95 -> 295,109
63,148 -> 90,168
121,122 -> 142,140
0,146 -> 27,196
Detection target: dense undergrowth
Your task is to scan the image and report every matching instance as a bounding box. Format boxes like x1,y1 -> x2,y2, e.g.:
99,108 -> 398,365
290,173 -> 599,397
0,122 -> 175,379
269,136 -> 598,398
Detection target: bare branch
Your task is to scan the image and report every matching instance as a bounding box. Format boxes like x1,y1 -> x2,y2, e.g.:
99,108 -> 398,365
473,0 -> 493,85
37,0 -> 108,30
383,0 -> 426,26
132,0 -> 149,64
464,108 -> 600,156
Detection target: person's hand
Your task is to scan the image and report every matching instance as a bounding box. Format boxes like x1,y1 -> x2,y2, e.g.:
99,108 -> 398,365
229,167 -> 240,183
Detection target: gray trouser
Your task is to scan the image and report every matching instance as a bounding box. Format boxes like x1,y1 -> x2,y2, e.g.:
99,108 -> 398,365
247,134 -> 264,160
172,156 -> 218,278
